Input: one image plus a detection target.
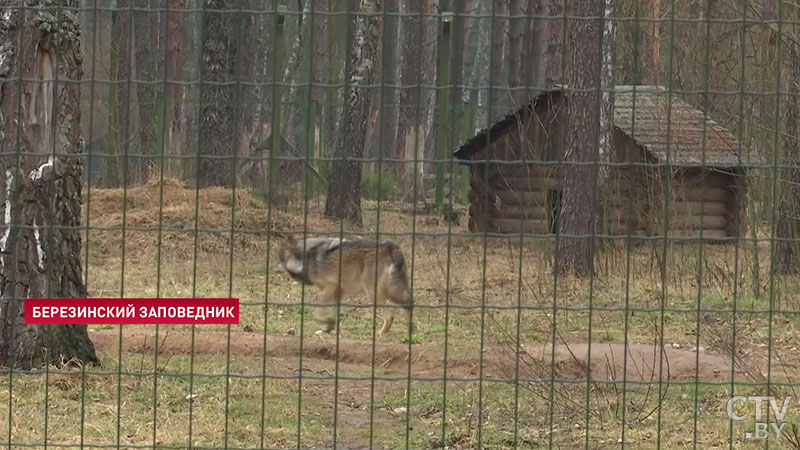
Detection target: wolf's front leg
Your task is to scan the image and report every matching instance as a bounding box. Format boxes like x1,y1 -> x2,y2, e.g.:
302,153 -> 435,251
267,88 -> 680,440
312,285 -> 341,336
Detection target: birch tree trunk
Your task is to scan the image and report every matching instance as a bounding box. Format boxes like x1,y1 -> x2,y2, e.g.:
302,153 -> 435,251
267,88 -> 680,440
0,0 -> 99,369
471,0 -> 491,130
324,0 -> 382,226
595,0 -> 616,225
557,0 -> 609,276
420,0 -> 437,174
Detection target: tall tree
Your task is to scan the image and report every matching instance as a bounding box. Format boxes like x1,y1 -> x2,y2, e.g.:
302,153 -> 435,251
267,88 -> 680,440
489,0 -> 509,120
324,0 -> 382,226
395,0 -> 424,199
197,0 -> 237,187
448,0 -> 469,142
596,0 -> 616,200
557,0 -> 615,276
107,0 -> 132,187
507,0 -> 524,106
0,0 -> 99,369
777,3 -> 800,274
470,0 -> 491,130
528,0 -> 550,93
380,0 -> 400,170
165,0 -> 187,178
233,0 -> 264,162
280,0 -> 312,153
132,0 -> 164,183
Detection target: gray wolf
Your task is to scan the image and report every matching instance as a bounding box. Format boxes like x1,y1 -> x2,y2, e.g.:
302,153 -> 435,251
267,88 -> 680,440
277,235 -> 415,337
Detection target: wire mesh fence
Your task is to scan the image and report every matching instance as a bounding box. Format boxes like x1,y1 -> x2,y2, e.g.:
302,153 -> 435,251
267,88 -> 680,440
0,0 -> 799,448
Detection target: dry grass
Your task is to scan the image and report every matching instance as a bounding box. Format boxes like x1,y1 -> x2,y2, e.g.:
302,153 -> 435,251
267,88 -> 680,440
2,178 -> 799,448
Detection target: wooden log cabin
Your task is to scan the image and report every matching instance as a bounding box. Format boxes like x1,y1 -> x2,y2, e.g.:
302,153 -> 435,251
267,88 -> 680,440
453,86 -> 762,241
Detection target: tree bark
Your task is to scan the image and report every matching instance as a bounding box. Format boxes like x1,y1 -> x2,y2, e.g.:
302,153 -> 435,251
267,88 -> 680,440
448,0 -> 468,142
107,0 -> 132,187
777,11 -> 800,275
197,0 -> 236,187
395,0 -> 424,199
557,0 -> 608,276
0,0 -> 99,369
489,0 -> 509,120
233,0 -> 263,166
132,0 -> 163,183
470,0 -> 491,130
595,0 -> 616,229
280,0 -> 312,153
528,0 -> 550,92
165,0 -> 187,179
324,0 -> 382,226
508,0 -> 524,106
380,0 -> 400,169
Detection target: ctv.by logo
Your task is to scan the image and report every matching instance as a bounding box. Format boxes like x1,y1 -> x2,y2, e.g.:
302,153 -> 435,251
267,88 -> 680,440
727,395 -> 793,440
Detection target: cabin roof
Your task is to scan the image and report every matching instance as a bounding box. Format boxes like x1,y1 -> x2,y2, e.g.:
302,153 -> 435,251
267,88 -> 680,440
453,85 -> 762,168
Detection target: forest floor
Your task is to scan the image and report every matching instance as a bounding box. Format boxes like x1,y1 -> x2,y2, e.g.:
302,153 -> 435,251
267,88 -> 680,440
3,177 -> 800,449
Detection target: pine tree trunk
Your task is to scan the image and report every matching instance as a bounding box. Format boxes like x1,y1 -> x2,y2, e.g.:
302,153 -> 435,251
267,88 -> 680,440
253,2 -> 275,152
165,0 -> 187,179
0,0 -> 99,369
557,0 -> 606,276
527,0 -> 550,92
777,13 -> 800,275
380,0 -> 400,169
280,0 -> 312,153
448,0 -> 468,142
396,0 -> 424,199
197,0 -> 236,187
507,0 -> 524,106
489,0 -> 509,120
107,0 -> 132,187
324,0 -> 382,226
233,0 -> 263,164
132,0 -> 162,183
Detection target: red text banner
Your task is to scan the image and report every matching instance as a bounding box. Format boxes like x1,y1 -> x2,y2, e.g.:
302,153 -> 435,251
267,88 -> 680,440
24,298 -> 240,325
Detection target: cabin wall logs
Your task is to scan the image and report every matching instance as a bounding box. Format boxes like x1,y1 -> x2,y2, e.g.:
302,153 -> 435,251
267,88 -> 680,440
466,162 -> 739,240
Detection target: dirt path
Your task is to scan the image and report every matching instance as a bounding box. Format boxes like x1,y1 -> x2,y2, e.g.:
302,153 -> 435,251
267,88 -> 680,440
88,328 -> 757,382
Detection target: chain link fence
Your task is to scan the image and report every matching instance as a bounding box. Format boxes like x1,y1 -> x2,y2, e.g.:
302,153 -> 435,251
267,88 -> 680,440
0,0 -> 799,448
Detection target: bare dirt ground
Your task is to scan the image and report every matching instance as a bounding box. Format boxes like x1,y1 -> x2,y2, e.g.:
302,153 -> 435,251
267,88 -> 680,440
88,328 -> 746,382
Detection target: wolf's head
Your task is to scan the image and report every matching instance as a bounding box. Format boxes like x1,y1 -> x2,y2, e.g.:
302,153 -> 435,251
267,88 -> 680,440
277,235 -> 310,284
